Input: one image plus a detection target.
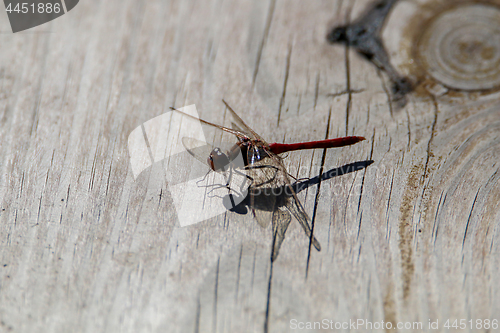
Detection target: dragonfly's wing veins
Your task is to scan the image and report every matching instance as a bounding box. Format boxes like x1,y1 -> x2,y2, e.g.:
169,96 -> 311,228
246,145 -> 281,229
285,195 -> 321,251
245,144 -> 322,259
231,122 -> 245,134
267,151 -> 322,252
171,106 -> 249,139
222,100 -> 266,142
271,207 -> 292,262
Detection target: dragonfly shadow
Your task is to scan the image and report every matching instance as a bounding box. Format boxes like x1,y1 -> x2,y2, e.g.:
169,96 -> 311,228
292,160 -> 374,194
226,160 -> 374,214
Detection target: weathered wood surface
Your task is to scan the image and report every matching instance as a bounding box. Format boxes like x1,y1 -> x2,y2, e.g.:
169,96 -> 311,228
1,0 -> 499,332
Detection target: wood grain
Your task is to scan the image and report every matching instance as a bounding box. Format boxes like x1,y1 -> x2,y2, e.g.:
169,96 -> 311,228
0,0 -> 499,332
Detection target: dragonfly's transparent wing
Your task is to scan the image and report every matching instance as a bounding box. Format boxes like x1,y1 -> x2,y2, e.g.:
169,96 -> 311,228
231,122 -> 244,133
271,207 -> 292,262
181,137 -> 213,167
245,144 -> 322,258
171,106 -> 249,139
251,203 -> 273,228
222,100 -> 266,142
245,145 -> 281,229
284,192 -> 321,251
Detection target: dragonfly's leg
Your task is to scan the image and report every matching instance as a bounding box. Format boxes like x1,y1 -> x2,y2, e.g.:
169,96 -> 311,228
207,167 -> 244,198
294,176 -> 311,182
195,174 -> 234,193
221,166 -> 236,194
195,169 -> 212,186
206,190 -> 228,199
232,168 -> 254,192
193,167 -> 249,199
287,173 -> 310,182
194,169 -> 234,192
281,170 -> 310,183
196,181 -> 229,190
196,173 -> 237,198
206,183 -> 233,197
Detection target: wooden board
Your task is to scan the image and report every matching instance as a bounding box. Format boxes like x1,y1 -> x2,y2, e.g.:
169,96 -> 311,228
0,0 -> 499,332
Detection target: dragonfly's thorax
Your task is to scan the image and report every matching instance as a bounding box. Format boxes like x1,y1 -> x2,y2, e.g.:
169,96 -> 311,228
236,139 -> 271,165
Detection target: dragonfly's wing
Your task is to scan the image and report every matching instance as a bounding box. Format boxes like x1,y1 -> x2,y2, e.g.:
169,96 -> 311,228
271,207 -> 292,262
245,145 -> 283,229
171,106 -> 249,139
284,192 -> 321,251
264,150 -> 321,252
181,137 -> 213,167
231,122 -> 255,144
222,100 -> 266,143
245,144 -> 322,256
231,122 -> 245,134
251,204 -> 272,228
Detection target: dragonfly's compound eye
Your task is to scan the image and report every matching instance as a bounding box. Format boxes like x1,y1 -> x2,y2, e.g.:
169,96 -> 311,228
209,148 -> 231,172
207,155 -> 215,171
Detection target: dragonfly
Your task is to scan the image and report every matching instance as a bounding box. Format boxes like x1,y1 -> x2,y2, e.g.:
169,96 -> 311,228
171,100 -> 365,261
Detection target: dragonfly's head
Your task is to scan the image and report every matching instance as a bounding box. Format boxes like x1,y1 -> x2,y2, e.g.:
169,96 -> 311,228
208,148 -> 230,172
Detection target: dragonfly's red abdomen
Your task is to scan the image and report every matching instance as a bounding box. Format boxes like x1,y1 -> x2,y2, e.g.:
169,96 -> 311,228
269,136 -> 366,155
